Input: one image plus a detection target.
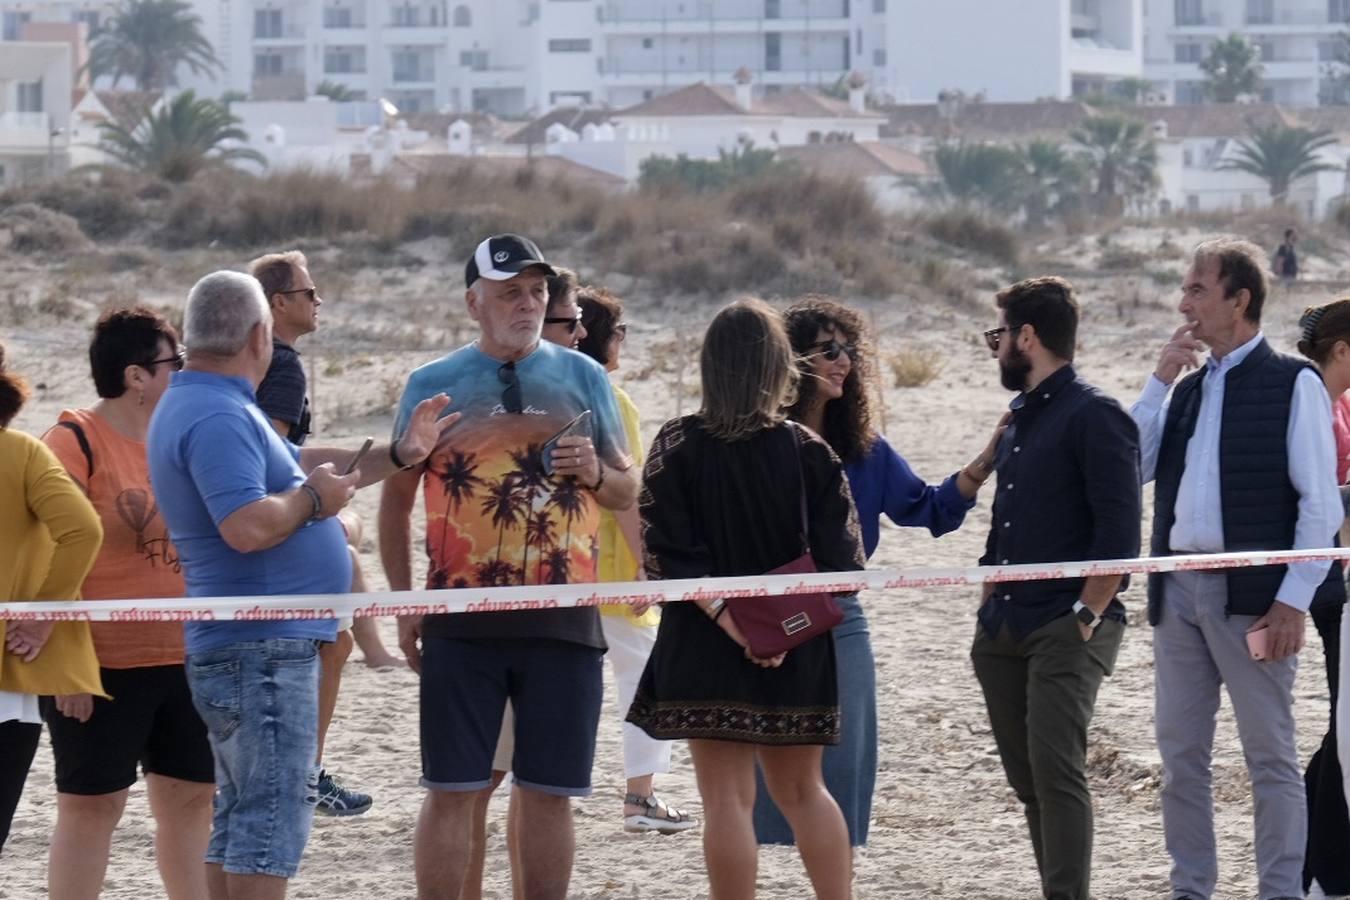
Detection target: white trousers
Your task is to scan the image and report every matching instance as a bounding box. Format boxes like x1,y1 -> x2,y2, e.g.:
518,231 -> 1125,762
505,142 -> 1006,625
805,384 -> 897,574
601,615 -> 671,781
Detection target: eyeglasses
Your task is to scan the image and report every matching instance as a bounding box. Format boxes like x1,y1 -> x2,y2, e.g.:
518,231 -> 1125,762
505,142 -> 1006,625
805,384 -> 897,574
809,340 -> 856,362
497,361 -> 523,414
544,312 -> 582,334
983,326 -> 1010,352
278,287 -> 319,303
145,351 -> 185,372
613,322 -> 628,342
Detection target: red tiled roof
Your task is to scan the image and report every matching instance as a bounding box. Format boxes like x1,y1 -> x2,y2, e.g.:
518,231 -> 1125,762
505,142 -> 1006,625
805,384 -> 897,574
616,82 -> 876,119
778,141 -> 931,178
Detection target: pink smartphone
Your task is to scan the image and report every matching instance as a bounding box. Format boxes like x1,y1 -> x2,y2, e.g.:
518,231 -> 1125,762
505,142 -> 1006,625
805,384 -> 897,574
1246,626 -> 1269,661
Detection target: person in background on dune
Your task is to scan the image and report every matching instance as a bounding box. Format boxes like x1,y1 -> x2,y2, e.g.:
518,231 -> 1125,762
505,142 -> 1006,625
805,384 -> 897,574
976,276 -> 1140,900
752,295 -> 1003,851
40,309 -> 215,900
0,340 -> 104,857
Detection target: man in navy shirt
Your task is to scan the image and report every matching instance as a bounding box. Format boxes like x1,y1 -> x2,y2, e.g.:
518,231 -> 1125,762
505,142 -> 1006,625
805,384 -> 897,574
971,276 -> 1141,900
148,270 -> 450,898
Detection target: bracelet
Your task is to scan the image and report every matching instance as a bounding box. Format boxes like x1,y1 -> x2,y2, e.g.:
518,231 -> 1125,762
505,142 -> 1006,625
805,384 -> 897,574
299,483 -> 323,522
389,441 -> 415,471
706,598 -> 726,621
712,603 -> 728,622
587,463 -> 607,492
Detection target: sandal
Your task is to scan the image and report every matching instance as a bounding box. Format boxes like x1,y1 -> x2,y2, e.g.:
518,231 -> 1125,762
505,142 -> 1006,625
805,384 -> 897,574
623,792 -> 699,834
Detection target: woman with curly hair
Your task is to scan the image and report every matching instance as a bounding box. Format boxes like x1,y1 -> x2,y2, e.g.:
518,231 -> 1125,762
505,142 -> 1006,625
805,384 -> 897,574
752,295 -> 1005,849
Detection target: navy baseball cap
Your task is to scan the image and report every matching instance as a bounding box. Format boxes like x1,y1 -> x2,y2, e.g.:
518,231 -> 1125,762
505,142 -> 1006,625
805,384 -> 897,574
465,234 -> 556,288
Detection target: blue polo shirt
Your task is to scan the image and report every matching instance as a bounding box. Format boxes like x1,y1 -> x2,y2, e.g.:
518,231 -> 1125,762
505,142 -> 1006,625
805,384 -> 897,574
147,370 -> 349,653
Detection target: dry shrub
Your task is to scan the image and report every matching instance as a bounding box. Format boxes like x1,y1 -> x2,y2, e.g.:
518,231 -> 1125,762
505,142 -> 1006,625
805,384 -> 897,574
14,171 -> 147,240
1098,246 -> 1150,270
889,346 -> 944,388
729,171 -> 883,238
0,203 -> 90,254
923,210 -> 1019,264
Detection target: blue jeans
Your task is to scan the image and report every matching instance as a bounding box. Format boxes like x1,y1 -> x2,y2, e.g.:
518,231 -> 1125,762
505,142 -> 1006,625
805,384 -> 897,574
186,639 -> 321,879
753,594 -> 876,846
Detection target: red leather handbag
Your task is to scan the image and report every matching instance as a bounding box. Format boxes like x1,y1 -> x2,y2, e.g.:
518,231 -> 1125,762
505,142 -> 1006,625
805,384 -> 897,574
727,425 -> 844,658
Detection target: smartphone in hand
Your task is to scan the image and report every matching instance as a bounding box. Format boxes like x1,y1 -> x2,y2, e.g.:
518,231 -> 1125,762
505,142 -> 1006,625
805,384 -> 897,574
542,411 -> 593,476
1246,625 -> 1269,661
344,437 -> 374,476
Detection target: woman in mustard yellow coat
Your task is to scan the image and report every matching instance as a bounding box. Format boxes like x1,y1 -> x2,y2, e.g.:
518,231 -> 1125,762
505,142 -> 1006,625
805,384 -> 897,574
0,342 -> 103,855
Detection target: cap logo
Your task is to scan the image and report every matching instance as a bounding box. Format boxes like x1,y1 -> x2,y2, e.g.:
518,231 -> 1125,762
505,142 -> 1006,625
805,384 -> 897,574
493,250 -> 511,263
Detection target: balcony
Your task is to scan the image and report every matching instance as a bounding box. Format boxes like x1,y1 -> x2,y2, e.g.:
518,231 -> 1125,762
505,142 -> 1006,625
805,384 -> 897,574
392,66 -> 436,83
1175,10 -> 1223,27
599,0 -> 849,26
252,22 -> 307,42
0,110 -> 52,148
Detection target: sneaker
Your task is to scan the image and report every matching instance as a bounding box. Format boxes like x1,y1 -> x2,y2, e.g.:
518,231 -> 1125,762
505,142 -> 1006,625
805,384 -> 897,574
314,770 -> 373,817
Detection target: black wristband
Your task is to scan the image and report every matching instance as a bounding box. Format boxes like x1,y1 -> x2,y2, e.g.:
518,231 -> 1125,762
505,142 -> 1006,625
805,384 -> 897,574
299,483 -> 323,522
390,441 -> 415,471
587,463 -> 607,492
712,603 -> 727,622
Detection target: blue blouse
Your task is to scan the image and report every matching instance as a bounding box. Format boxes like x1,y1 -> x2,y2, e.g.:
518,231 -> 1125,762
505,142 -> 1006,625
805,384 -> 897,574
842,434 -> 974,559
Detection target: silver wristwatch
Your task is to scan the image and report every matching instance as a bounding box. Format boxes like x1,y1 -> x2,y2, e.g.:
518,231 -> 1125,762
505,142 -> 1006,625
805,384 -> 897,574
1072,600 -> 1102,629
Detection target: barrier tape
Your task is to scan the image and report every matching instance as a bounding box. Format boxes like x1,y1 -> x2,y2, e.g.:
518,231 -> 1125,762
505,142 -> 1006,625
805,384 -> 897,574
0,548 -> 1347,623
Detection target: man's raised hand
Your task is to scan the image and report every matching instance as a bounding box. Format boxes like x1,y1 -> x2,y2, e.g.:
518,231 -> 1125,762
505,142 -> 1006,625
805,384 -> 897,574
395,393 -> 459,468
1154,322 -> 1202,386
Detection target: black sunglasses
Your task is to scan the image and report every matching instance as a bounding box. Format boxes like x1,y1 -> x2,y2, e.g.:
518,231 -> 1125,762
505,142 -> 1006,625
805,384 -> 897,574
983,326 -> 1010,352
145,351 -> 185,372
497,361 -> 523,414
544,312 -> 582,334
278,287 -> 318,303
809,339 -> 856,362
614,322 -> 628,342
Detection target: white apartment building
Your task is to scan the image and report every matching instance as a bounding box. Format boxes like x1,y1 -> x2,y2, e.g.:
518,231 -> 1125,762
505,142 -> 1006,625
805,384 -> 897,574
0,40 -> 72,184
886,0 -> 1143,102
1143,0 -> 1350,105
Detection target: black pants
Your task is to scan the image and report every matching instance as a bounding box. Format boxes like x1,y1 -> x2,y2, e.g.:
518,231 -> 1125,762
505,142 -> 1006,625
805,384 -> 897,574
1305,601 -> 1350,895
0,719 -> 41,856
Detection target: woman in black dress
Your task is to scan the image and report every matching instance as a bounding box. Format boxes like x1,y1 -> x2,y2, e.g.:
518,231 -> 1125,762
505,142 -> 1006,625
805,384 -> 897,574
627,299 -> 865,899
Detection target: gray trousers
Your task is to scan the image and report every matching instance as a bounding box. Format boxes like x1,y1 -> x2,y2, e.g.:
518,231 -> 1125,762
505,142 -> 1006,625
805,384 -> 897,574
1154,571 -> 1305,900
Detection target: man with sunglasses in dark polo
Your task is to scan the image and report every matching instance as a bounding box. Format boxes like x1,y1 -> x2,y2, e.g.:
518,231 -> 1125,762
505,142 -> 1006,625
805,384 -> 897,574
379,233 -> 637,900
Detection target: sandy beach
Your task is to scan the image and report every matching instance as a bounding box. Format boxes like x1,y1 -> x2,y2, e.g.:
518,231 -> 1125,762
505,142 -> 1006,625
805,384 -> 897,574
2,223 -> 1346,898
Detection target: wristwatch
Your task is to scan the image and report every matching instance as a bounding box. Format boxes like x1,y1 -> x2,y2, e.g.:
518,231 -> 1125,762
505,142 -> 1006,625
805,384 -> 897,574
1072,600 -> 1102,630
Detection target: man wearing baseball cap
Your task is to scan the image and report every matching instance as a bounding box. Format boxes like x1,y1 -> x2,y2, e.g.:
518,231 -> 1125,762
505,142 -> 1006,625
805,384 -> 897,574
379,234 -> 637,899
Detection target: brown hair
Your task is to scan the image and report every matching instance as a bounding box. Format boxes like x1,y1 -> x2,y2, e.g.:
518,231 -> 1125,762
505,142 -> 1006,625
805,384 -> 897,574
546,266 -> 578,316
576,286 -> 624,367
248,250 -> 308,304
783,296 -> 876,464
995,276 -> 1079,361
0,342 -> 31,428
1298,298 -> 1350,366
699,298 -> 798,442
90,307 -> 180,399
1193,238 -> 1267,324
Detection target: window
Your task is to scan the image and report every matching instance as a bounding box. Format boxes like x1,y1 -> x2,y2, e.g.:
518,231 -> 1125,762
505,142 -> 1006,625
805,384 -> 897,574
392,4 -> 418,25
325,49 -> 360,72
1256,40 -> 1274,60
392,50 -> 425,80
1175,0 -> 1202,25
550,90 -> 592,104
872,0 -> 884,10
460,49 -> 488,69
452,4 -> 470,25
873,48 -> 886,66
1175,80 -> 1205,103
1246,0 -> 1273,23
1333,0 -> 1350,24
253,8 -> 282,37
642,37 -> 652,48
16,81 -> 42,113
765,32 -> 781,71
255,53 -> 283,75
1,11 -> 31,41
1320,39 -> 1344,60
548,38 -> 591,52
1175,41 -> 1202,62
1186,194 -> 1199,212
324,7 -> 353,27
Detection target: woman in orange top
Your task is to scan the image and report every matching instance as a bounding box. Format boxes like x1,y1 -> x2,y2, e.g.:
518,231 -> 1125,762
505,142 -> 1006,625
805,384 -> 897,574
0,341 -> 104,856
40,309 -> 214,900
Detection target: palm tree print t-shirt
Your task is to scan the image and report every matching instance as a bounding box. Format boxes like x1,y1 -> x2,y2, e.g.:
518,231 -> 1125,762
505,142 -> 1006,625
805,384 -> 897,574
392,340 -> 632,648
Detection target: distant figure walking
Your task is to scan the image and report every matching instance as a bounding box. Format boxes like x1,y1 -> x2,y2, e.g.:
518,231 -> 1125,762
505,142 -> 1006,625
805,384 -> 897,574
1273,228 -> 1299,282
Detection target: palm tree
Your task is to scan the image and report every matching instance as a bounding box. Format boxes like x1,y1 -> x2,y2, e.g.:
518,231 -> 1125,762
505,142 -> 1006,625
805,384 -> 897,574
86,0 -> 220,90
1021,140 -> 1089,227
97,91 -> 265,182
1200,33 -> 1264,103
315,80 -> 357,101
1070,115 -> 1159,215
507,444 -> 549,585
1218,123 -> 1342,205
544,547 -> 572,585
524,510 -> 557,584
546,478 -> 588,568
474,559 -> 516,587
480,475 -> 528,565
931,142 -> 1028,214
435,450 -> 484,581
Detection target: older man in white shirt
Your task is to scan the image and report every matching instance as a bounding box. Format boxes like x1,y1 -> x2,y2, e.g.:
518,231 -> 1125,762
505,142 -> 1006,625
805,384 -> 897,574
1132,238 -> 1343,900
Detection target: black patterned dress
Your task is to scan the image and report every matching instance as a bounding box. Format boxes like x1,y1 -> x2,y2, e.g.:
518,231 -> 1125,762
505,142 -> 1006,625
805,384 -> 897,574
626,416 -> 865,745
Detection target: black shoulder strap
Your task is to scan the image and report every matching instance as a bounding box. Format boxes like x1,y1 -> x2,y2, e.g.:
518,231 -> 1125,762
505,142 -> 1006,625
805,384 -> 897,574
54,420 -> 95,481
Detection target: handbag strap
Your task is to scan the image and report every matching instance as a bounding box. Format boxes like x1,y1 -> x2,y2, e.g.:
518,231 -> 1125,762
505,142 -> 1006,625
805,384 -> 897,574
784,422 -> 811,556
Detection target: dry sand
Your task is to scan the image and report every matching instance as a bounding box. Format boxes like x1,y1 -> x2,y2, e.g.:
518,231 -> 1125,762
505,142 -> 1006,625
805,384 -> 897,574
2,227 -> 1347,898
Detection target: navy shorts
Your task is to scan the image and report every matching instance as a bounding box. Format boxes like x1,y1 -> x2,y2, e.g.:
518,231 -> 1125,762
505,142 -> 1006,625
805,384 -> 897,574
419,637 -> 603,797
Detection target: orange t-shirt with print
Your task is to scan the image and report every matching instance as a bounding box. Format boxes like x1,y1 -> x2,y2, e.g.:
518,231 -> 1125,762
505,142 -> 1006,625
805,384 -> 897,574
42,408 -> 186,668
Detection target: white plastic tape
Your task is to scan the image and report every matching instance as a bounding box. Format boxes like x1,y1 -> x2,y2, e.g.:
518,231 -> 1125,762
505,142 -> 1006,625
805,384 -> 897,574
0,548 -> 1346,622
